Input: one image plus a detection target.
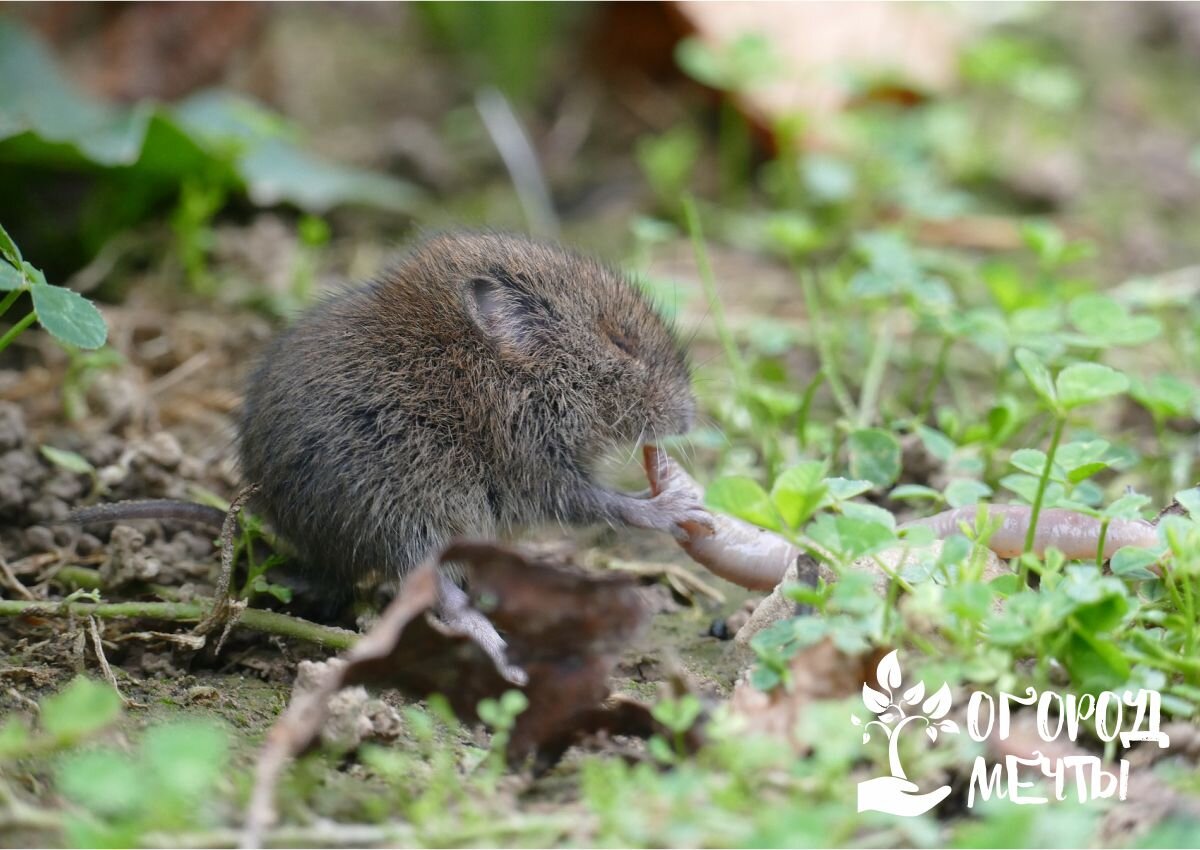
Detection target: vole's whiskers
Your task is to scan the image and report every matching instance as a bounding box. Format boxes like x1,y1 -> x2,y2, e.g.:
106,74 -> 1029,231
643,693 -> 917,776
624,424 -> 647,468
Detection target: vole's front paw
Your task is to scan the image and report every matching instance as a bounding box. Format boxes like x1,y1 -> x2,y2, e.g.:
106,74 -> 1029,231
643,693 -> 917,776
620,487 -> 715,541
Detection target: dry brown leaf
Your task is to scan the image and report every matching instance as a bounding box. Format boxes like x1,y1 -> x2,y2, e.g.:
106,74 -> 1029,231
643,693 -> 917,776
243,540 -> 665,846
674,2 -> 964,138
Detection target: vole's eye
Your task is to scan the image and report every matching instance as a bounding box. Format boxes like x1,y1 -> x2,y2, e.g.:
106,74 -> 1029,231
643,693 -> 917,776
607,331 -> 636,357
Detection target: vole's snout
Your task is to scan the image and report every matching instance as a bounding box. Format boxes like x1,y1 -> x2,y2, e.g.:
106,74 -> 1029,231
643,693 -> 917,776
657,389 -> 697,438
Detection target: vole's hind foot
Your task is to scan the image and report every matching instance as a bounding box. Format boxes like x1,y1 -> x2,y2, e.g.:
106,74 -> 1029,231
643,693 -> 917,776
435,573 -> 527,686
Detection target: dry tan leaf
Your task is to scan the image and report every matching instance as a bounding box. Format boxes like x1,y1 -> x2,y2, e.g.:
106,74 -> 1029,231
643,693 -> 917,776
243,541 -> 668,846
674,2 -> 964,134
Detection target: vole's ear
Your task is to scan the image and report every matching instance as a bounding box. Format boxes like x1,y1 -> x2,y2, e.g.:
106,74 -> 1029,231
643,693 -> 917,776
466,275 -> 539,354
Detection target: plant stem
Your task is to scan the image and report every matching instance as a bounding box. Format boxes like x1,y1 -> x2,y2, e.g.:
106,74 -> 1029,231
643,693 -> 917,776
796,371 -> 825,450
1024,416 -> 1065,554
798,266 -> 857,422
1129,631 -> 1200,676
0,311 -> 36,354
0,289 -> 22,319
681,196 -> 780,468
917,335 -> 952,421
0,598 -> 357,650
681,196 -> 746,385
857,316 -> 893,429
1096,518 -> 1110,567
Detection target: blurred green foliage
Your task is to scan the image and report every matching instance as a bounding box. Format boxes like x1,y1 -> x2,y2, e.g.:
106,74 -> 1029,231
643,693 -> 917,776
0,19 -> 420,274
415,2 -> 579,104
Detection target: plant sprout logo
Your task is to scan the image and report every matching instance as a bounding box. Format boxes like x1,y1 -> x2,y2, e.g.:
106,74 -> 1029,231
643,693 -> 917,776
853,650 -> 957,817
852,650 -> 1169,816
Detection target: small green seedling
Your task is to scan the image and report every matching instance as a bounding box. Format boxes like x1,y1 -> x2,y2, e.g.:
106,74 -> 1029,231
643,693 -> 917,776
0,676 -> 122,762
648,694 -> 702,763
476,689 -> 528,780
39,445 -> 104,497
0,223 -> 107,355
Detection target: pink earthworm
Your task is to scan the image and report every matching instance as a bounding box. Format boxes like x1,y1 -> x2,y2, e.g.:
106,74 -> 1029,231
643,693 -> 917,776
643,446 -> 1161,590
900,505 -> 1158,561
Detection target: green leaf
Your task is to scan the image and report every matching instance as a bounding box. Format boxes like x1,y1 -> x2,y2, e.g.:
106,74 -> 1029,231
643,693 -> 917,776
0,717 -> 29,759
770,461 -> 827,528
57,749 -> 143,817
40,676 -> 122,742
839,501 -> 896,530
0,222 -> 22,266
0,20 -> 154,165
807,514 -> 897,561
802,154 -> 856,204
30,283 -> 107,349
915,425 -> 956,462
986,399 -> 1020,443
143,722 -> 228,800
1056,439 -> 1110,471
1103,492 -> 1151,520
1009,448 -> 1048,476
1110,547 -> 1159,579
39,445 -> 95,476
705,476 -> 780,530
937,534 -> 972,566
825,477 -> 875,502
21,262 -> 47,286
890,484 -> 942,502
237,138 -> 422,214
250,575 -> 293,604
945,582 -> 994,622
1055,363 -> 1129,410
1068,294 -> 1162,347
0,23 -> 422,217
847,428 -> 901,488
944,479 -> 993,509
763,211 -> 820,256
0,260 -> 24,291
1001,473 -> 1064,506
1131,375 -> 1197,419
1064,630 -> 1130,691
747,384 -> 802,419
1014,347 -> 1056,408
1066,462 -> 1108,484
1176,488 -> 1200,522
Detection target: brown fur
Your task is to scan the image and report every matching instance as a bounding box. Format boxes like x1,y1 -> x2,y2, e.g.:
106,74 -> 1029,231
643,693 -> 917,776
237,232 -> 698,598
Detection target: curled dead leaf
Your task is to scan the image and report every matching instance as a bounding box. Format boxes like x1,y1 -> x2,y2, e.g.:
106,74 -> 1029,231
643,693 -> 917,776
242,540 -> 683,846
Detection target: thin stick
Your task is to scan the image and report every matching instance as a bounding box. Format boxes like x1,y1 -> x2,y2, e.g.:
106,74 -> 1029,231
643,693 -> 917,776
196,483 -> 259,643
87,615 -> 126,704
0,556 -> 36,600
0,598 -> 358,650
475,87 -> 560,239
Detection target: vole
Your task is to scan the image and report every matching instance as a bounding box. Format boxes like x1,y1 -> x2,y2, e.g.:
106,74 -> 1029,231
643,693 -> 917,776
72,232 -> 709,674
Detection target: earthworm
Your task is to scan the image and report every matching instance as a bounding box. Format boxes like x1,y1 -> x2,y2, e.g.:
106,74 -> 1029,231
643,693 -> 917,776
900,505 -> 1158,561
643,446 -> 1161,589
